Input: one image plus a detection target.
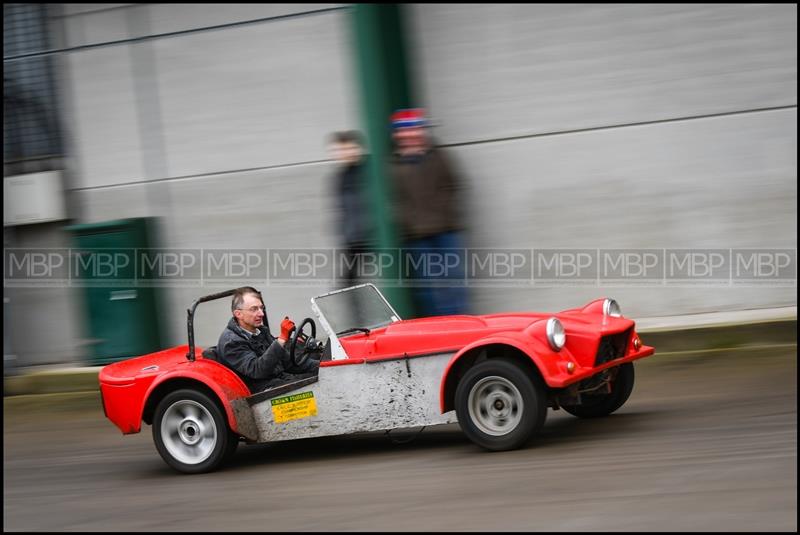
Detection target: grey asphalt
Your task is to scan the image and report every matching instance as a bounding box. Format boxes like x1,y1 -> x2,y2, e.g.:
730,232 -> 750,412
3,345 -> 796,532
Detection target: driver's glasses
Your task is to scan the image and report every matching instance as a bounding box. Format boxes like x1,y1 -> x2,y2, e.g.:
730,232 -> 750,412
241,305 -> 265,314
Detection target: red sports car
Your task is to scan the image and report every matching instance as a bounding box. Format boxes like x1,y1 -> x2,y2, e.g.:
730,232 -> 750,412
99,284 -> 655,473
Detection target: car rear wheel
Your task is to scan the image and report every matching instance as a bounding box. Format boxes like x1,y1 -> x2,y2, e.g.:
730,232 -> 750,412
562,362 -> 635,418
455,358 -> 547,451
153,389 -> 238,474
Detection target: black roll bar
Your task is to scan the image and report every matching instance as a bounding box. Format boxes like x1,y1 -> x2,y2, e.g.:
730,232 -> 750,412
186,289 -> 238,361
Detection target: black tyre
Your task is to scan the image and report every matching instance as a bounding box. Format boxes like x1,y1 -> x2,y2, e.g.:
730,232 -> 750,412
152,388 -> 237,474
562,362 -> 635,418
222,432 -> 240,465
455,358 -> 547,451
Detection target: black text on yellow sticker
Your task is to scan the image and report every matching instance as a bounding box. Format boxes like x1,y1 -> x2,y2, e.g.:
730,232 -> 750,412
271,391 -> 317,423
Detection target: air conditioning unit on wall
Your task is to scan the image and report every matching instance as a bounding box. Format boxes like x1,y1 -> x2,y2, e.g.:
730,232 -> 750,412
3,170 -> 68,226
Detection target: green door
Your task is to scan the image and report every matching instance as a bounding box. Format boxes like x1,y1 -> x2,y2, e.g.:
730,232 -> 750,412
68,218 -> 163,364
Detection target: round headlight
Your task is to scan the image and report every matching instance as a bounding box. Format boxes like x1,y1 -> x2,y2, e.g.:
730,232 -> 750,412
546,317 -> 566,351
603,298 -> 622,317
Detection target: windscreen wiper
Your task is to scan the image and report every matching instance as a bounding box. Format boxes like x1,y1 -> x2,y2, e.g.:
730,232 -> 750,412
336,327 -> 371,336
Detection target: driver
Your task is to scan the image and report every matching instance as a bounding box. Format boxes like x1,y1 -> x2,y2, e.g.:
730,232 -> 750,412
217,286 -> 320,393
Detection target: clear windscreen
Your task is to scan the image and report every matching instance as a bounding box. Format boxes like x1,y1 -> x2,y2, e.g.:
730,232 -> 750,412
313,285 -> 399,336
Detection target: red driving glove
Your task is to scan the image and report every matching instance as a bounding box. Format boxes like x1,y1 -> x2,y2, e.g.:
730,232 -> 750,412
280,317 -> 295,341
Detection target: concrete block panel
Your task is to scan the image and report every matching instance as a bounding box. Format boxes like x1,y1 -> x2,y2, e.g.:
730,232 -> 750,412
148,4 -> 345,35
5,286 -> 86,366
3,223 -> 88,367
165,163 -> 340,249
3,224 -> 86,368
65,46 -> 145,188
445,108 -> 796,316
154,10 -> 358,178
62,6 -> 131,48
75,183 -> 151,223
411,4 -> 797,144
453,109 -> 796,248
60,4 -> 132,17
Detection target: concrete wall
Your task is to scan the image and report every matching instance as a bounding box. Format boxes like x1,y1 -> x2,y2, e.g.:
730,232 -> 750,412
7,4 -> 356,365
409,3 -> 797,317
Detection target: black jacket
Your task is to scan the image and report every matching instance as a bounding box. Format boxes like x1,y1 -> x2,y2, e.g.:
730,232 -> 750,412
217,317 -> 290,392
336,159 -> 373,248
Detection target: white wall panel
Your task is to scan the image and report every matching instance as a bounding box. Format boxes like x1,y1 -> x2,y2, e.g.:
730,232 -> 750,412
148,4 -> 344,35
154,10 -> 358,178
449,108 -> 796,316
62,7 -> 131,48
411,4 -> 797,144
61,4 -> 132,16
75,183 -> 152,223
165,163 -> 339,249
454,110 -> 796,249
65,46 -> 145,188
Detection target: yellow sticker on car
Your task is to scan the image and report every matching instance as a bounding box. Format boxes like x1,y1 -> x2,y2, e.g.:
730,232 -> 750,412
271,391 -> 317,423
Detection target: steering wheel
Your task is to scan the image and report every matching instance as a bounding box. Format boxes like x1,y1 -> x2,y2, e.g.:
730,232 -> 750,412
288,317 -> 317,368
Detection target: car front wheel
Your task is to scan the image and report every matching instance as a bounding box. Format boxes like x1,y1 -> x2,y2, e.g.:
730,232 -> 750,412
562,362 -> 635,418
153,389 -> 238,474
455,358 -> 547,451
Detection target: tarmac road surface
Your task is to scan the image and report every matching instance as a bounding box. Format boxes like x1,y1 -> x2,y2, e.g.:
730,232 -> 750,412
3,347 -> 796,531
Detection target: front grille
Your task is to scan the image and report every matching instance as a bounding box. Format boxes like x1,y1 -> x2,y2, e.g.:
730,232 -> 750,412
594,328 -> 631,366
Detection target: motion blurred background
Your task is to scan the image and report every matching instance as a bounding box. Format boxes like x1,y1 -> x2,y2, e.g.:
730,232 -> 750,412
3,4 -> 796,370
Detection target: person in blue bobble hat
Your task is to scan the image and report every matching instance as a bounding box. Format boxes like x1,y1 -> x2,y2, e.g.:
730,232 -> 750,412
388,108 -> 469,317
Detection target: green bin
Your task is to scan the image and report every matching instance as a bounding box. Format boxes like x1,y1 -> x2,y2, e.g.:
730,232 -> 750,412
67,218 -> 164,365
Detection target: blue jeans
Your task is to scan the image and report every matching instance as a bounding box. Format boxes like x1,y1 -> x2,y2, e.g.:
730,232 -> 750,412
404,231 -> 469,317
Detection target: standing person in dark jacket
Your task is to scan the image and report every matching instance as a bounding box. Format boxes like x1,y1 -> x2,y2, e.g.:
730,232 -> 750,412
389,108 -> 468,317
217,286 -> 319,393
328,131 -> 375,327
329,130 -> 373,287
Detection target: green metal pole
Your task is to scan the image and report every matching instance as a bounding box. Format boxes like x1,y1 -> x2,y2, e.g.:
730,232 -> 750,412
351,4 -> 414,318
377,4 -> 413,110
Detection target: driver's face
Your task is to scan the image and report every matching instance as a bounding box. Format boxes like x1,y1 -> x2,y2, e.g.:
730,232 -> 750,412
236,293 -> 265,331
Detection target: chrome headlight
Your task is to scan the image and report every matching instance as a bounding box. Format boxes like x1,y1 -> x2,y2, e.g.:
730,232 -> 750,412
603,298 -> 622,317
546,317 -> 566,351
